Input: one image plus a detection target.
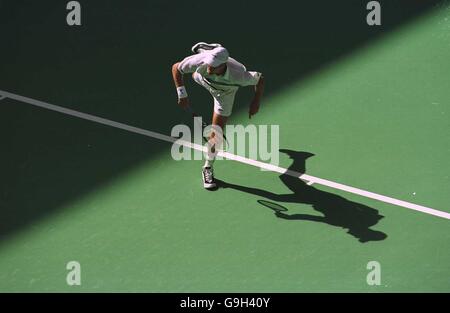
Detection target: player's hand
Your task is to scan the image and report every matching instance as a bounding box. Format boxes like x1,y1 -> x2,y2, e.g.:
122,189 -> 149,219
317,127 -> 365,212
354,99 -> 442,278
178,97 -> 190,110
249,99 -> 260,119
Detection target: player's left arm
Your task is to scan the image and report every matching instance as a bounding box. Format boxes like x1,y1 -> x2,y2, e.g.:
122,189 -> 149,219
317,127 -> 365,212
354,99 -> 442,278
249,75 -> 265,119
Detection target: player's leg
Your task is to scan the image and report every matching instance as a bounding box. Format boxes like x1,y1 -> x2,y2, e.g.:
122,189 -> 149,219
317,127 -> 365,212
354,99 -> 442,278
204,111 -> 227,166
202,111 -> 227,189
202,91 -> 236,189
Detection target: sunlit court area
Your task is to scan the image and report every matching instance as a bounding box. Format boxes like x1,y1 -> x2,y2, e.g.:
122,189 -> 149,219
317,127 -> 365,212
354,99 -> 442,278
1,0 -> 449,293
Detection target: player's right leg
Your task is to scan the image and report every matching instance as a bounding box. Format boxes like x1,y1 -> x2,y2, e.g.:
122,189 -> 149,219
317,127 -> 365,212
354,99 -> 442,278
202,111 -> 228,189
201,89 -> 237,189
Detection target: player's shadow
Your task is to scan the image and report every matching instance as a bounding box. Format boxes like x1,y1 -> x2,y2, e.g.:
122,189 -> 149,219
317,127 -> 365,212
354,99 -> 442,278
217,149 -> 387,243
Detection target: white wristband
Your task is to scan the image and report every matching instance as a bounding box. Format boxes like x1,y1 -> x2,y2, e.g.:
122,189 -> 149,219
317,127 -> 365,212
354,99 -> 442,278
177,86 -> 188,99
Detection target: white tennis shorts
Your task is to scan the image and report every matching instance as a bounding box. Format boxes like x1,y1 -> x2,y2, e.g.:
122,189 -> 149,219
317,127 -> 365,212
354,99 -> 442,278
192,72 -> 237,117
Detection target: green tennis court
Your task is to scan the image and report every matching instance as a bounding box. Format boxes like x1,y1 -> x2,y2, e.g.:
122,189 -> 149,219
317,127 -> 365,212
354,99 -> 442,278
1,0 -> 449,292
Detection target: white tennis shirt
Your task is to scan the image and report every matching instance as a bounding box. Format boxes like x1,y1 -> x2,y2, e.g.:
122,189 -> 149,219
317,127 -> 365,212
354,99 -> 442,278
177,53 -> 262,93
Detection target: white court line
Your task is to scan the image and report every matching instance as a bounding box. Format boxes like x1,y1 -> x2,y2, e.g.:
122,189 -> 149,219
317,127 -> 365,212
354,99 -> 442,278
1,89 -> 449,220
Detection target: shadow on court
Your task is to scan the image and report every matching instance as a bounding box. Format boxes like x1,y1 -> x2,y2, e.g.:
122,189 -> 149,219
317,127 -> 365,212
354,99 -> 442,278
217,149 -> 387,243
0,0 -> 440,244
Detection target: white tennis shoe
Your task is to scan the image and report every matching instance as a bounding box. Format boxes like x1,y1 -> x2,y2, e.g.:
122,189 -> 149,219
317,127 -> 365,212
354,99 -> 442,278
202,166 -> 217,189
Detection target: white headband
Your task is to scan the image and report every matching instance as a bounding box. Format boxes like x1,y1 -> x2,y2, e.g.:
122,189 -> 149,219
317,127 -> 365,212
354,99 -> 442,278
203,47 -> 229,67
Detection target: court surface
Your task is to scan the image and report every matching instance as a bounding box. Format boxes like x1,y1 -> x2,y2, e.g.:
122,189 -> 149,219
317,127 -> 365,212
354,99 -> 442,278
0,0 -> 449,292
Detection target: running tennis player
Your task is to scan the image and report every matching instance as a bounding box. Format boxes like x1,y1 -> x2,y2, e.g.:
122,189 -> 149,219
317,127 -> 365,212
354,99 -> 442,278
171,42 -> 265,189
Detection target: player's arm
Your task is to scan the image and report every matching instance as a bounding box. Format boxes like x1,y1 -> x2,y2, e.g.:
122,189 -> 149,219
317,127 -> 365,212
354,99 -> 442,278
171,62 -> 189,109
249,75 -> 265,119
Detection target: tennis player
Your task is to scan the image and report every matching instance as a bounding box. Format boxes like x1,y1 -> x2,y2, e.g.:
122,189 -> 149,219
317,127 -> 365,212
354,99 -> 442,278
171,42 -> 265,189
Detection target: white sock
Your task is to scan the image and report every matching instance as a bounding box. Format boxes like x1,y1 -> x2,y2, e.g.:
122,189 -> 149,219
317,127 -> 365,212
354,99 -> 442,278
204,143 -> 217,168
204,159 -> 214,168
